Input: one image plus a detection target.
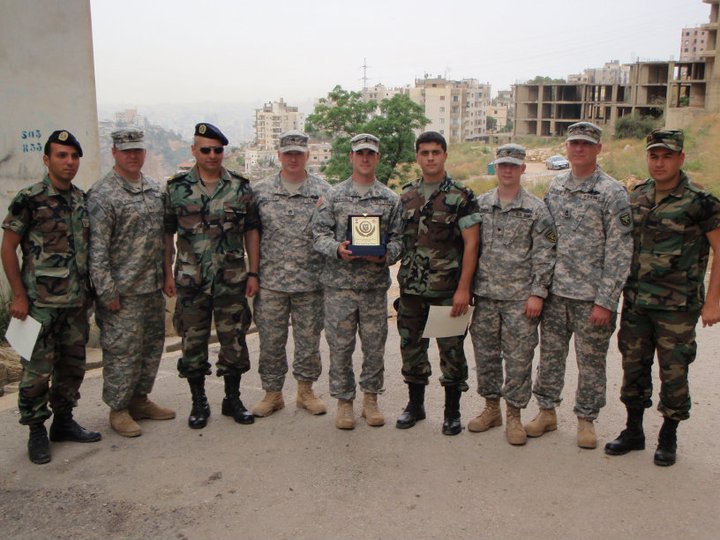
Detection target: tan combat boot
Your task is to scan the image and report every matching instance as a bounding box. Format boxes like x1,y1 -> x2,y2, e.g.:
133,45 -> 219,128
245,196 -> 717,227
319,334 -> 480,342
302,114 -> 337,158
468,398 -> 502,432
524,408 -> 557,438
296,381 -> 327,415
110,409 -> 142,437
361,393 -> 385,427
335,399 -> 355,430
505,404 -> 527,446
252,391 -> 285,417
577,418 -> 597,449
128,395 -> 176,421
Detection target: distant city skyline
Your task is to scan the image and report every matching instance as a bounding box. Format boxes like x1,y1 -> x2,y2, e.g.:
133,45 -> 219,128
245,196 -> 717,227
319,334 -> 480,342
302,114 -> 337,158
91,0 -> 711,110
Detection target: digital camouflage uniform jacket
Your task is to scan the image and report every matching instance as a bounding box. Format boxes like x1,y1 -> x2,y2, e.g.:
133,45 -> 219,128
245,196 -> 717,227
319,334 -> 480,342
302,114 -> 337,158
88,170 -> 165,304
545,167 -> 633,310
398,175 -> 481,298
254,172 -> 331,293
624,171 -> 720,311
164,166 -> 259,296
312,177 -> 403,291
2,175 -> 89,307
474,187 -> 556,301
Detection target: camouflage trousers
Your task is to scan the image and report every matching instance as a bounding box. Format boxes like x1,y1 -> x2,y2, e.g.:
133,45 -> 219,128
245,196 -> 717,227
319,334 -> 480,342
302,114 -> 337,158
470,296 -> 539,408
173,285 -> 251,379
18,304 -> 89,425
254,288 -> 324,392
397,294 -> 469,390
617,302 -> 698,421
533,294 -> 616,420
96,291 -> 165,411
324,287 -> 387,400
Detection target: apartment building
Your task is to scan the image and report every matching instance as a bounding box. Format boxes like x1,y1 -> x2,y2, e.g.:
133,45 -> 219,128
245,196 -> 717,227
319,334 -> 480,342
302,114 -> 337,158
407,77 -> 490,143
681,26 -> 710,61
254,99 -> 305,151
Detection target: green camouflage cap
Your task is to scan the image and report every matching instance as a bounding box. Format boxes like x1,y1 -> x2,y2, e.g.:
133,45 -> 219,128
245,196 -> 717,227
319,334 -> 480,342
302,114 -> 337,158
278,130 -> 309,153
111,128 -> 145,151
566,122 -> 602,144
494,143 -> 526,166
351,133 -> 380,152
646,129 -> 684,152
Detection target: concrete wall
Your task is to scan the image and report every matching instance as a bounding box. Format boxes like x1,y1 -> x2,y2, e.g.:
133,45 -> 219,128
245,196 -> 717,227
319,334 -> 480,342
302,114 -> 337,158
0,0 -> 99,293
0,0 -> 100,218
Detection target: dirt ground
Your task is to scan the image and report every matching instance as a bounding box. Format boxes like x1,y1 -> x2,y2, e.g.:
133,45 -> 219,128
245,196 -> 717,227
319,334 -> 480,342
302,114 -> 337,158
1,306 -> 719,540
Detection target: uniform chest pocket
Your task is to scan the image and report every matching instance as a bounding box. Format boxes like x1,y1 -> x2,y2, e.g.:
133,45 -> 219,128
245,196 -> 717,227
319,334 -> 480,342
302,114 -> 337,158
177,203 -> 203,234
651,218 -> 684,255
501,215 -> 533,246
223,203 -> 246,250
429,211 -> 457,242
34,205 -> 70,254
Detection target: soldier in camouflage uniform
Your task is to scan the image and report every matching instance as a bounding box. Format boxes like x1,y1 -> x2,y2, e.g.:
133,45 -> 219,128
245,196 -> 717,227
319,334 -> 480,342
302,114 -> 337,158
164,123 -> 259,429
1,130 -> 101,464
526,122 -> 633,449
395,131 -> 481,436
468,144 -> 556,446
251,130 -> 331,418
605,129 -> 720,466
312,133 -> 403,430
88,128 -> 175,438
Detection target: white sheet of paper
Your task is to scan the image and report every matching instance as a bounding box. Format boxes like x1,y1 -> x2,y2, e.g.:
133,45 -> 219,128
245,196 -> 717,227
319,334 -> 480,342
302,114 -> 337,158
5,315 -> 42,360
422,305 -> 475,338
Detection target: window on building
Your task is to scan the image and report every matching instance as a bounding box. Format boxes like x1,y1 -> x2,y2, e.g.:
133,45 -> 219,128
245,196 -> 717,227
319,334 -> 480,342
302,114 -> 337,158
440,96 -> 445,100
440,107 -> 445,112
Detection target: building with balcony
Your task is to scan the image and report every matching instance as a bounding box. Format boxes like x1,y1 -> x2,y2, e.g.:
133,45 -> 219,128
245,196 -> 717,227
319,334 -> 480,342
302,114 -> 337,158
254,99 -> 304,151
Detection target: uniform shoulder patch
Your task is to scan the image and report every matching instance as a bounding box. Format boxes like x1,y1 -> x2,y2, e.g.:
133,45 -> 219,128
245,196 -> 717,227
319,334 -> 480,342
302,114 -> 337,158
544,228 -> 557,243
619,211 -> 632,227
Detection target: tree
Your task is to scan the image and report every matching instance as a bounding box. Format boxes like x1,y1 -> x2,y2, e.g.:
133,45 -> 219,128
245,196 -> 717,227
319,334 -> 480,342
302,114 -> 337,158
528,75 -> 566,84
486,116 -> 497,131
306,86 -> 429,184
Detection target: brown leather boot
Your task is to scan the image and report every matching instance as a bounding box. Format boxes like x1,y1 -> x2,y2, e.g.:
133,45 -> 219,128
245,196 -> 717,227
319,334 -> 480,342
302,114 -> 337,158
468,398 -> 502,432
252,391 -> 285,417
129,395 -> 176,421
110,409 -> 142,437
361,393 -> 385,427
296,381 -> 326,415
335,399 -> 355,430
505,404 -> 527,446
524,408 -> 557,438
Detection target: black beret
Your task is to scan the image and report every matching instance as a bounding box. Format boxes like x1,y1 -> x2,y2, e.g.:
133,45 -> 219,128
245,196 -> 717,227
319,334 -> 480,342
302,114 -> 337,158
45,129 -> 83,157
194,122 -> 228,145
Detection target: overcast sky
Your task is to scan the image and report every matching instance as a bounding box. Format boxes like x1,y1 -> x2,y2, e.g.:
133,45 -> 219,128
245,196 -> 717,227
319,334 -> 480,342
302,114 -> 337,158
91,0 -> 711,110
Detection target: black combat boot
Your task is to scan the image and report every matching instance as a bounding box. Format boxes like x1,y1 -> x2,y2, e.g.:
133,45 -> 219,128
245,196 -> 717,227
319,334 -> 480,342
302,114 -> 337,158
49,410 -> 102,443
396,383 -> 426,429
28,423 -> 51,465
654,417 -> 679,466
604,407 -> 645,456
187,377 -> 211,429
442,385 -> 462,436
221,375 -> 254,425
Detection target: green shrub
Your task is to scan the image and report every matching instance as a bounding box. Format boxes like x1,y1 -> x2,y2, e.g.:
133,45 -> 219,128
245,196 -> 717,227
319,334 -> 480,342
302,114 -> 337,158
614,115 -> 663,140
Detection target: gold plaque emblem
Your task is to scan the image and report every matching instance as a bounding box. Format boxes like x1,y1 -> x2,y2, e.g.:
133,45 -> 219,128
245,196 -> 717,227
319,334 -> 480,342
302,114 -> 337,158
350,214 -> 380,246
199,124 -> 207,135
58,131 -> 69,141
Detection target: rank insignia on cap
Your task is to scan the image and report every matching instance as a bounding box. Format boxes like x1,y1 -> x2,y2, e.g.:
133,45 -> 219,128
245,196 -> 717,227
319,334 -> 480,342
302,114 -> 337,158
58,131 -> 69,141
620,212 -> 631,227
545,229 -> 557,243
198,124 -> 207,135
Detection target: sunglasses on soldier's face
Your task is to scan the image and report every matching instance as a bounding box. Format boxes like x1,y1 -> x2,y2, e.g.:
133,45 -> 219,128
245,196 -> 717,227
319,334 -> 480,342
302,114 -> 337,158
199,146 -> 224,155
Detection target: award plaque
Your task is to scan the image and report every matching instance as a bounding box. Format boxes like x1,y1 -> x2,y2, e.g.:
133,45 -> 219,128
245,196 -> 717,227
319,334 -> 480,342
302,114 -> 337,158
347,213 -> 386,256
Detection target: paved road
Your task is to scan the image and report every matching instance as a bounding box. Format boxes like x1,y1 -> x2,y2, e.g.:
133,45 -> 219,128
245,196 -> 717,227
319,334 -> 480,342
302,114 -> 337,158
1,311 -> 719,539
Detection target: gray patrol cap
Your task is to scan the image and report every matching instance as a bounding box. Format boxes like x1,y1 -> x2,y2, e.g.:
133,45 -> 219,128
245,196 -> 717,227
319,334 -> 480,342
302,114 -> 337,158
279,130 -> 309,153
111,128 -> 145,151
351,133 -> 380,152
566,122 -> 602,144
494,143 -> 526,166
